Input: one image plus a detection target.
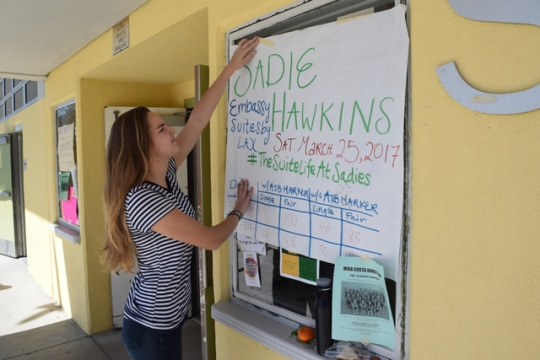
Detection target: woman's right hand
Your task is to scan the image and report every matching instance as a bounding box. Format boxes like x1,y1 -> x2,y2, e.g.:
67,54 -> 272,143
228,37 -> 259,72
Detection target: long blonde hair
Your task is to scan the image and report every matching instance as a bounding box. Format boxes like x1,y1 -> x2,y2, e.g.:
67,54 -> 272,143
102,107 -> 151,273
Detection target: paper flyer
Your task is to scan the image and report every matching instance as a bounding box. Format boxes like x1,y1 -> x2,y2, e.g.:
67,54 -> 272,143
332,256 -> 395,350
243,251 -> 261,287
280,248 -> 318,285
237,233 -> 266,255
57,123 -> 76,172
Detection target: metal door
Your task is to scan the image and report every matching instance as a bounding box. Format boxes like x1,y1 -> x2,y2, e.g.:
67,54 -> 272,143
0,133 -> 25,258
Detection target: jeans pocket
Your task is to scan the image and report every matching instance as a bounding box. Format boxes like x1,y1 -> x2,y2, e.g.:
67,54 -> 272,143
121,318 -> 145,350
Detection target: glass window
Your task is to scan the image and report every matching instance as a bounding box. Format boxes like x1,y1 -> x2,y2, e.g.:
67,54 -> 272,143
5,97 -> 12,116
14,88 -> 24,111
54,100 -> 79,231
26,81 -> 38,102
4,79 -> 12,94
0,78 -> 44,122
226,0 -> 408,358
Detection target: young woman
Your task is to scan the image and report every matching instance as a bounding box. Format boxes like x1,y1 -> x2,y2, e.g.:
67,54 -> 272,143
102,36 -> 259,359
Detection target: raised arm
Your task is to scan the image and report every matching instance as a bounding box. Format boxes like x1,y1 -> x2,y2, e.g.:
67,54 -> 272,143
173,37 -> 259,167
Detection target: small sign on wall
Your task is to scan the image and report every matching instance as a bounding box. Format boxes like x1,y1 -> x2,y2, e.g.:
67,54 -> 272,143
113,18 -> 130,55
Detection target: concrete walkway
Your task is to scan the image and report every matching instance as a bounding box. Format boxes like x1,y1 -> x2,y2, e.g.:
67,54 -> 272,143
0,254 -> 202,359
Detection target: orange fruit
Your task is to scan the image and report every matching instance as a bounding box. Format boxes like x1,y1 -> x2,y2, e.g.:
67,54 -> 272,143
297,326 -> 315,342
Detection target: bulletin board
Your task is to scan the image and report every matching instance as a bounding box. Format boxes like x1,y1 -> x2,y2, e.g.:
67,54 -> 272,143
225,5 -> 409,281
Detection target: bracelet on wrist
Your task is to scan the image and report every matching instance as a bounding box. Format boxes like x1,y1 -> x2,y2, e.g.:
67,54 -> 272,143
228,209 -> 243,220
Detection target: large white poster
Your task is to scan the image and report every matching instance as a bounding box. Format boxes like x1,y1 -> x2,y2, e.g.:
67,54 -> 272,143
225,5 -> 409,280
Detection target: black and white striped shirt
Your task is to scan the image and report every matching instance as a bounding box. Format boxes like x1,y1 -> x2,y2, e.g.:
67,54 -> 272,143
123,158 -> 195,330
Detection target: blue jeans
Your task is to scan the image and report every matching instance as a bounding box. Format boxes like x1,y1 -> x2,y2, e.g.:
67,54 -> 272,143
121,317 -> 184,360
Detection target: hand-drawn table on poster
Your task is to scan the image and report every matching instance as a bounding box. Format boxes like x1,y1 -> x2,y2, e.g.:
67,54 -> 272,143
225,5 -> 409,280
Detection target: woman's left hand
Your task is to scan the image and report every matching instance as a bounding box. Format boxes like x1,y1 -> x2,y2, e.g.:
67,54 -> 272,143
234,178 -> 253,215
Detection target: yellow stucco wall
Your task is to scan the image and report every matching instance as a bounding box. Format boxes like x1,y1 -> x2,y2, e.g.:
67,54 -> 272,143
408,1 -> 540,359
3,0 -> 539,358
215,323 -> 289,360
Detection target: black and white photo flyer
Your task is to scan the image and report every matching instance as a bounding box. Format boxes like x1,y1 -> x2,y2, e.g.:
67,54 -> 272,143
332,256 -> 395,350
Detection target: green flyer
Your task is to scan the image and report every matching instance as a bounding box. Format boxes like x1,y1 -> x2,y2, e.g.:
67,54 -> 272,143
332,256 -> 395,350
